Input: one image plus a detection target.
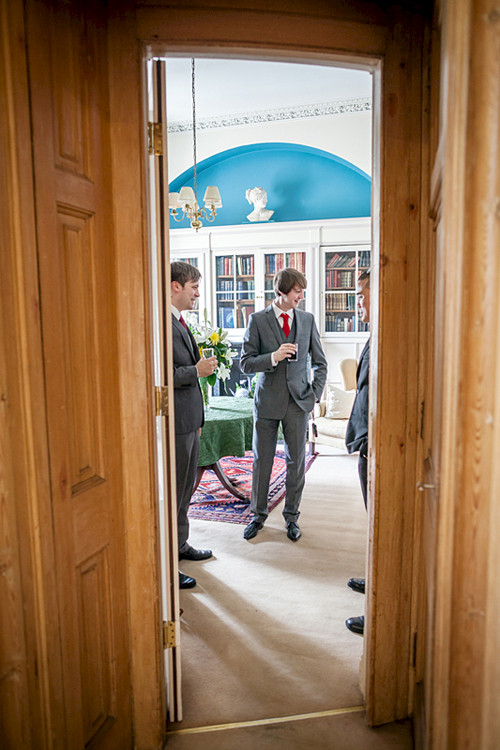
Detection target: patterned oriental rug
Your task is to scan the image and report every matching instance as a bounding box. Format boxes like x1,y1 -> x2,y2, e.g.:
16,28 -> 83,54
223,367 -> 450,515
188,450 -> 317,524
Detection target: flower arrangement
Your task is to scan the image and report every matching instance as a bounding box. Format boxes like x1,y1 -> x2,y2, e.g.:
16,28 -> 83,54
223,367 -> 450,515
185,310 -> 237,390
234,375 -> 257,399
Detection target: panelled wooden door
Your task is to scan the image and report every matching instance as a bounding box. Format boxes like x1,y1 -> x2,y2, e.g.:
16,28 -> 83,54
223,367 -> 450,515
26,1 -> 132,746
146,58 -> 183,723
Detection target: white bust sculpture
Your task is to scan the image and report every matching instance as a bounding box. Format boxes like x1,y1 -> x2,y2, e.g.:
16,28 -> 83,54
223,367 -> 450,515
246,186 -> 274,222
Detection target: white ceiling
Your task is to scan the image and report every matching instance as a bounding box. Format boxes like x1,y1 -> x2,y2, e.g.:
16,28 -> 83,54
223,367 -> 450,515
164,58 -> 372,125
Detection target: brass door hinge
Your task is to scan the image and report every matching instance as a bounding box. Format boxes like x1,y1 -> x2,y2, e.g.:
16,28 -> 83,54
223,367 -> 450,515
148,121 -> 163,156
155,385 -> 168,417
163,620 -> 176,649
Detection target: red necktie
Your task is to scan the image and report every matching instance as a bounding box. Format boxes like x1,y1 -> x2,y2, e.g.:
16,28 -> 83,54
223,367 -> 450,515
179,314 -> 188,330
281,313 -> 290,337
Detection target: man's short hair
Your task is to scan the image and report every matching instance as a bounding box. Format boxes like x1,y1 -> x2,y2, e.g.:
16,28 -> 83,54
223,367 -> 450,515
358,268 -> 371,287
170,260 -> 201,286
274,267 -> 307,296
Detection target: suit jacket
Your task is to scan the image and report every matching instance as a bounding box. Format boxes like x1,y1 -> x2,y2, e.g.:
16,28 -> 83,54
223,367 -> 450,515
172,314 -> 204,435
240,306 -> 327,419
345,338 -> 370,455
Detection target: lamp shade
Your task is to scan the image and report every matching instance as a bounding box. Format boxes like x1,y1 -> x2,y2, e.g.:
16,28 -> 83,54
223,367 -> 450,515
168,192 -> 181,208
203,186 -> 222,208
178,186 -> 196,206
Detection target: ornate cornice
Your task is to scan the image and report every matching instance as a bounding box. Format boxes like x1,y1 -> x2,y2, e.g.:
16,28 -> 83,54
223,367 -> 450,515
168,97 -> 372,133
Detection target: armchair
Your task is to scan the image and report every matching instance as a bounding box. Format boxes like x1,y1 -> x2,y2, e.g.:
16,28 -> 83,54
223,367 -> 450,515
309,358 -> 357,452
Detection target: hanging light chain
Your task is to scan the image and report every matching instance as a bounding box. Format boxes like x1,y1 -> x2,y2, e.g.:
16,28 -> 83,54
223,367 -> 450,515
168,57 -> 220,231
191,58 -> 198,205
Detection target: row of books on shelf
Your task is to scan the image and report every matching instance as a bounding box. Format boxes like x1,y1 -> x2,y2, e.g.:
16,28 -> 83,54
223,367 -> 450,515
217,302 -> 255,329
325,250 -> 371,269
264,252 -> 306,274
216,255 -> 255,276
324,315 -> 370,333
326,253 -> 356,269
325,293 -> 356,311
325,313 -> 355,332
325,269 -> 355,289
178,257 -> 198,267
217,294 -> 256,301
217,279 -> 255,292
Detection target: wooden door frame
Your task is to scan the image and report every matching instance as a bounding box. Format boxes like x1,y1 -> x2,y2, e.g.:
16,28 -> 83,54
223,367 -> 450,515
0,2 -> 430,747
108,0 -> 429,737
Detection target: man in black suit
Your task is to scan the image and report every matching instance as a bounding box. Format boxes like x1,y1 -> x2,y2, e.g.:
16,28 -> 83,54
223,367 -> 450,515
171,261 -> 218,589
344,269 -> 370,635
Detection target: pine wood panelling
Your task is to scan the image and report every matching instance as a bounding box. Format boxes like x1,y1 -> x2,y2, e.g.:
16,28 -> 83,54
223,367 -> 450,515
26,1 -> 132,746
77,548 -> 115,744
0,334 -> 32,748
48,5 -> 93,176
6,2 -> 500,746
444,1 -> 500,746
366,5 -> 426,724
57,206 -> 105,493
135,0 -> 388,61
107,5 -> 165,747
0,1 -> 66,747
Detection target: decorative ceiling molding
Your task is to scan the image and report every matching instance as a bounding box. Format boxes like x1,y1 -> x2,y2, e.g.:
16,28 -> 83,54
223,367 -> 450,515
168,97 -> 372,133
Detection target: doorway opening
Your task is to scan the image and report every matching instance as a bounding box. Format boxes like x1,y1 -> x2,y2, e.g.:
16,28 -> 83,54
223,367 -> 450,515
149,53 -> 379,731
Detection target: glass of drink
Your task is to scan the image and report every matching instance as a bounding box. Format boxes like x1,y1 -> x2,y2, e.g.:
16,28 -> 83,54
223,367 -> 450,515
289,343 -> 298,361
202,347 -> 214,358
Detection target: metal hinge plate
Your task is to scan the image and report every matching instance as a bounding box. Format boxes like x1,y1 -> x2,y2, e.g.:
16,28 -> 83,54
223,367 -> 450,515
163,620 -> 176,649
148,121 -> 163,156
155,385 -> 168,417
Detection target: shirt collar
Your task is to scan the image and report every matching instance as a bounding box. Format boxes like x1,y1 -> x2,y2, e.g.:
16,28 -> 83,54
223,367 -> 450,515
272,301 -> 294,322
171,305 -> 181,321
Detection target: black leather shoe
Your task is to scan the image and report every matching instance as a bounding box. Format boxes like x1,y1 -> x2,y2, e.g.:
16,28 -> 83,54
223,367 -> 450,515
243,520 -> 263,540
347,577 -> 365,594
179,572 -> 196,589
345,615 -> 364,635
179,546 -> 213,561
286,521 -> 301,542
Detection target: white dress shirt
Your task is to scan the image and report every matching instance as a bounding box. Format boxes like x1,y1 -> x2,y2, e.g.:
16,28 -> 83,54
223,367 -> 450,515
271,302 -> 295,367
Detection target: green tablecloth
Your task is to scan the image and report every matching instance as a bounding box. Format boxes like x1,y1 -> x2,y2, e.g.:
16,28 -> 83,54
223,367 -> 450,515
198,396 -> 255,466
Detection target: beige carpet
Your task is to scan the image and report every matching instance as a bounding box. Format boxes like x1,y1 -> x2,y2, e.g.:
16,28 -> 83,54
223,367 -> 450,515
168,446 -> 412,748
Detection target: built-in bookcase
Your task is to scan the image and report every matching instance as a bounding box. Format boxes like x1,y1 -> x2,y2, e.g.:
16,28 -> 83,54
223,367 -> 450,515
169,218 -> 371,341
215,254 -> 255,329
322,246 -> 370,333
213,250 -> 308,330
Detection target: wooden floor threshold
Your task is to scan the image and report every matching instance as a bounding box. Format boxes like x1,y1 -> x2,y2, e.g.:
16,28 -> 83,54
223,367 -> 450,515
167,705 -> 365,736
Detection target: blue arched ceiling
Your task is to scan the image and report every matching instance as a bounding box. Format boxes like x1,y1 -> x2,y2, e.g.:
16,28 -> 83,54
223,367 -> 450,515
169,142 -> 371,227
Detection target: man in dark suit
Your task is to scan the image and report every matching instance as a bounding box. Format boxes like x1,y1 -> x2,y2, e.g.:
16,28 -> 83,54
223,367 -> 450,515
344,269 -> 370,635
171,261 -> 218,589
240,268 -> 327,542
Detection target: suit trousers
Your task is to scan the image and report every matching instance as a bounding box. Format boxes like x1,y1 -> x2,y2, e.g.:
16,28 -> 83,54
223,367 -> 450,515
358,453 -> 368,510
251,395 -> 309,524
175,429 -> 200,553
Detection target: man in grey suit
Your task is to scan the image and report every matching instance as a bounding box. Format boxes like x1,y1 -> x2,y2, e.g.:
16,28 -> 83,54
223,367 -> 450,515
240,268 -> 327,542
171,262 -> 218,589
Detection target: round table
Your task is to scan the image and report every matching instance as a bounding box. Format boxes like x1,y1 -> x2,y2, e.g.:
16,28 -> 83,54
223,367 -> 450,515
195,396 -> 255,501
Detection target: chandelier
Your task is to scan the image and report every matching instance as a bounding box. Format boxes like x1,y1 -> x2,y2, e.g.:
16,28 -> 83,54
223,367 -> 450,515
168,59 -> 222,232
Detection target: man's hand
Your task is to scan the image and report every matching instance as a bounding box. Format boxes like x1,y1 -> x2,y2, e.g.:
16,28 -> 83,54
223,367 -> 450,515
274,343 -> 297,362
196,355 -> 217,377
